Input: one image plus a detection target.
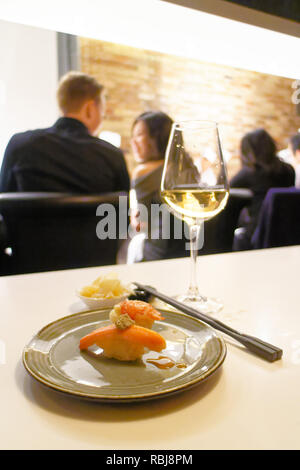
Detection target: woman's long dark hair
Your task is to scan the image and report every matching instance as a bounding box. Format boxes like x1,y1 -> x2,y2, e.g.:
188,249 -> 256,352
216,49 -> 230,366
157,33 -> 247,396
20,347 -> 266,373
240,128 -> 280,172
132,111 -> 173,158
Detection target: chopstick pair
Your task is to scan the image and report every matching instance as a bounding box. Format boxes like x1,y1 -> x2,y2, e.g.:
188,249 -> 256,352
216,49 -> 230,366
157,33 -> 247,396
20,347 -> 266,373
134,282 -> 283,363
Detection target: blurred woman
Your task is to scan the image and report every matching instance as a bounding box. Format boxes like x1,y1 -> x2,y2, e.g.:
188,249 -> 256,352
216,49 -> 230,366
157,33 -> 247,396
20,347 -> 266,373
289,133 -> 300,187
230,128 -> 295,250
127,111 -> 187,263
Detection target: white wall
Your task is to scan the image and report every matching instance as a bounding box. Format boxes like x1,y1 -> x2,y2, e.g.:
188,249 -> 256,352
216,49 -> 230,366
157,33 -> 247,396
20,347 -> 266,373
0,19 -> 59,164
0,0 -> 299,80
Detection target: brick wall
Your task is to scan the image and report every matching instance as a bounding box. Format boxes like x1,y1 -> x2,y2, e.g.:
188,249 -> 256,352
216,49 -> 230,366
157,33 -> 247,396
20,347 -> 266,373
79,37 -> 300,178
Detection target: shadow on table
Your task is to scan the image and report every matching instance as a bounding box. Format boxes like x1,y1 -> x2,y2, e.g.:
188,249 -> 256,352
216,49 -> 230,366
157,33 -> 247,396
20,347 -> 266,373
16,359 -> 223,422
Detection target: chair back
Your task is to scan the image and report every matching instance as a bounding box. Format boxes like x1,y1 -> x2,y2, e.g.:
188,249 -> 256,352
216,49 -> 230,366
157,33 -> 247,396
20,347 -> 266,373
203,188 -> 253,254
252,187 -> 300,249
0,192 -> 128,275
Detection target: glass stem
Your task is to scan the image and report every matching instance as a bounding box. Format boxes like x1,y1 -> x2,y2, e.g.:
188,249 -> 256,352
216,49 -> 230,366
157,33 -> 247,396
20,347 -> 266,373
188,222 -> 203,299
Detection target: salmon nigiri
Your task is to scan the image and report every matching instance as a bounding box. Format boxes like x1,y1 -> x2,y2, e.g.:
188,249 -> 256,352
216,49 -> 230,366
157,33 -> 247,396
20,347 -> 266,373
79,323 -> 166,361
110,300 -> 164,329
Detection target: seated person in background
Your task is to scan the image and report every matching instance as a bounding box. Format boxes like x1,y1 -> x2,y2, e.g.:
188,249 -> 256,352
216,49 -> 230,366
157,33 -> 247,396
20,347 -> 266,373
127,111 -> 187,263
289,133 -> 300,188
230,128 -> 295,251
0,71 -> 130,193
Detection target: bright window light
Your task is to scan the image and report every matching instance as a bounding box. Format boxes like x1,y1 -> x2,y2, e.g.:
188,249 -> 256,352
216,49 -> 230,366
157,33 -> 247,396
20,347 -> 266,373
0,0 -> 298,79
99,131 -> 121,148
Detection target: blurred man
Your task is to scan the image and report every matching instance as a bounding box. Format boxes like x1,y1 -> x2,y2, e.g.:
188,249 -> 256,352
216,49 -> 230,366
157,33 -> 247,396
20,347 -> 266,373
0,71 -> 130,193
289,133 -> 300,187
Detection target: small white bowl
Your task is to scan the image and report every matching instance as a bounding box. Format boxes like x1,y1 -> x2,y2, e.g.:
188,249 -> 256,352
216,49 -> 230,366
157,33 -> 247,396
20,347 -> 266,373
77,292 -> 129,310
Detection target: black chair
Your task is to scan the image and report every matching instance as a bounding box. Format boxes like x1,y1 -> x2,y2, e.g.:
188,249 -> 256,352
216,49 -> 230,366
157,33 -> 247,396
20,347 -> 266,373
202,188 -> 253,254
251,187 -> 300,249
0,192 -> 129,275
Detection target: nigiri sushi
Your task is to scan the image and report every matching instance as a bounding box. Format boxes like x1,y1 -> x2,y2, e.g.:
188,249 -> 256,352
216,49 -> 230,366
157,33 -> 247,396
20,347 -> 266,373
110,300 -> 164,329
79,323 -> 166,361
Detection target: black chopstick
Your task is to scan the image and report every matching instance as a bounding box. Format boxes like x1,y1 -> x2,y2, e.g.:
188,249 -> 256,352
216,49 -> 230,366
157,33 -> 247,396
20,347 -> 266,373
134,282 -> 283,362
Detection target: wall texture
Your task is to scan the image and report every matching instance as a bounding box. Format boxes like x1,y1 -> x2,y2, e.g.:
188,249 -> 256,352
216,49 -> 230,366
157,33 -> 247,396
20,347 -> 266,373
79,37 -> 300,177
0,20 -> 58,164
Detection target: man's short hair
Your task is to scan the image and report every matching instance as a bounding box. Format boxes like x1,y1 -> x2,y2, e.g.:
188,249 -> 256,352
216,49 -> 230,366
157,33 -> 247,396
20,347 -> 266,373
290,134 -> 300,154
57,71 -> 103,114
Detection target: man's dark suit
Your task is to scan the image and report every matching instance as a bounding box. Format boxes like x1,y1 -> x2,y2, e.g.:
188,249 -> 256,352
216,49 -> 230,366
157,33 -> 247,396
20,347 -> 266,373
0,117 -> 130,193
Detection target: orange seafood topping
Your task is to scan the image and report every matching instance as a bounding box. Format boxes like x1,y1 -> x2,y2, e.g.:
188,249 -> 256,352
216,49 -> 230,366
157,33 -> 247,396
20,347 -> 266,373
79,300 -> 166,361
79,323 -> 166,361
120,300 -> 164,321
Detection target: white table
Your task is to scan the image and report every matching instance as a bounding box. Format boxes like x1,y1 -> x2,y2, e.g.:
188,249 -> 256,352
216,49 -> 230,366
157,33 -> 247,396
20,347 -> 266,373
1,246 -> 299,450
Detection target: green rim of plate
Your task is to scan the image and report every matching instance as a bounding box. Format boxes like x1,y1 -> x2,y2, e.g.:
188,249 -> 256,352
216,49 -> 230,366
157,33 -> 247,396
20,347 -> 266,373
22,308 -> 226,403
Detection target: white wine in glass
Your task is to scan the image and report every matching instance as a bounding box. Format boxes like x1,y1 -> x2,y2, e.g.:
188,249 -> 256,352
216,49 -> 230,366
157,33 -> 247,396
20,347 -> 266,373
160,120 -> 229,313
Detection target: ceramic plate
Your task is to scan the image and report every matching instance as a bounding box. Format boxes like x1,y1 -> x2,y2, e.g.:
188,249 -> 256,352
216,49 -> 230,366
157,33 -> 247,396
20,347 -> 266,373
22,308 -> 226,402
76,292 -> 129,310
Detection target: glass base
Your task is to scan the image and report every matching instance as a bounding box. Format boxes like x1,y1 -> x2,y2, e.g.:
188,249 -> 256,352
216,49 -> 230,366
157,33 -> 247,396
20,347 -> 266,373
175,293 -> 223,315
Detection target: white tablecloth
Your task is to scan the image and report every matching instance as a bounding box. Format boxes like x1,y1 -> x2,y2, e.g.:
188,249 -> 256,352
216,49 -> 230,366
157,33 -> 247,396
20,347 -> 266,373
0,246 -> 299,450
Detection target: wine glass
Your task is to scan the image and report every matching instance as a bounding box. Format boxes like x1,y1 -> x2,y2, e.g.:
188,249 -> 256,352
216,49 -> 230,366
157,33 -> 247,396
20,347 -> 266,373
160,120 -> 229,313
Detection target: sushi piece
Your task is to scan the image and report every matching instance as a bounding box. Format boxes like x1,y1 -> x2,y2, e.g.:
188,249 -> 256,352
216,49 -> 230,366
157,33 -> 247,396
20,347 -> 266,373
79,323 -> 166,361
110,300 -> 164,329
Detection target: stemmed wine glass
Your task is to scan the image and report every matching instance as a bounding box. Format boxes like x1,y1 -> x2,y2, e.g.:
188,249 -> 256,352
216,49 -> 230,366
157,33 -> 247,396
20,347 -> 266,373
160,120 -> 229,314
